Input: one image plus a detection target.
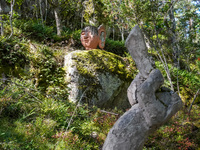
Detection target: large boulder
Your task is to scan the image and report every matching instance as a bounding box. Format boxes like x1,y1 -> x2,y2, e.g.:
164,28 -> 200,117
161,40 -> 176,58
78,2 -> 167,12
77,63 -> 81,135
64,49 -> 136,110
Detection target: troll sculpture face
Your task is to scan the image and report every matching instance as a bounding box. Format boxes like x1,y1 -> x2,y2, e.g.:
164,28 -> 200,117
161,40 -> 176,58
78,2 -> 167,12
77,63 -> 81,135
81,25 -> 106,50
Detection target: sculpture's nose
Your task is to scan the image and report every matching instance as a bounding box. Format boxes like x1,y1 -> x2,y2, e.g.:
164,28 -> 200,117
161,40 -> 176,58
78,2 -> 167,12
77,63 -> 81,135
84,32 -> 89,38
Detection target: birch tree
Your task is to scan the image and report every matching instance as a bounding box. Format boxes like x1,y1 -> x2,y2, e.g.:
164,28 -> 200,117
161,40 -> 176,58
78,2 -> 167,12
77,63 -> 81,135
47,0 -> 62,36
8,0 -> 15,39
0,0 -> 10,36
0,3 -> 3,36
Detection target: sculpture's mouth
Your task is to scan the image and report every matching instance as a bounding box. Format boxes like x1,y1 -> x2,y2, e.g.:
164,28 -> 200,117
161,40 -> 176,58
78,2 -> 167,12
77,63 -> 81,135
83,39 -> 89,44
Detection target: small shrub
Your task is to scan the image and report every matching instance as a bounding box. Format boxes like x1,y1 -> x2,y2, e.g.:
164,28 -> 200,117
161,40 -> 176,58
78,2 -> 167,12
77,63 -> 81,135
144,109 -> 200,150
29,46 -> 67,91
70,29 -> 82,48
0,36 -> 30,76
0,79 -> 123,150
104,39 -> 128,57
52,107 -> 122,150
14,19 -> 56,41
0,79 -> 41,119
155,61 -> 200,105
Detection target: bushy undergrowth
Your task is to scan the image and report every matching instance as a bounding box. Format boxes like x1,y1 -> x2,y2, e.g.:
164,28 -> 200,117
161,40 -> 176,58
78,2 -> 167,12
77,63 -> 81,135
197,51 -> 200,73
104,39 -> 128,57
29,45 -> 67,92
0,79 -> 122,150
5,19 -> 128,54
0,36 -> 30,76
0,78 -> 199,150
0,19 -> 199,150
144,106 -> 200,150
155,61 -> 200,105
14,19 -> 82,48
14,19 -> 56,41
0,35 -> 67,93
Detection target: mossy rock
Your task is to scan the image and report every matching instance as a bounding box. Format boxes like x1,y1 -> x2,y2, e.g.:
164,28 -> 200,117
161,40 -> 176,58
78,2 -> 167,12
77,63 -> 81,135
64,49 -> 137,110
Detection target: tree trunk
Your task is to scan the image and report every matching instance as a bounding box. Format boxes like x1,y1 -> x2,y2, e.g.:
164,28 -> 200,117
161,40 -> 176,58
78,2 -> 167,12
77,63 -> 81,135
169,0 -> 179,68
112,27 -> 114,40
0,0 -> 10,36
35,0 -> 39,20
141,26 -> 174,91
121,26 -> 124,41
0,3 -> 3,36
39,0 -> 43,25
9,0 -> 15,39
168,0 -> 181,93
45,0 -> 48,22
81,11 -> 83,29
119,26 -> 124,41
54,7 -> 62,36
0,16 -> 3,36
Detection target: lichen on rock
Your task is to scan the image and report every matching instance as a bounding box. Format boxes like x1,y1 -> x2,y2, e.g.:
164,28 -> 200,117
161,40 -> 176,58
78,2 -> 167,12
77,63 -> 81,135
64,49 -> 136,110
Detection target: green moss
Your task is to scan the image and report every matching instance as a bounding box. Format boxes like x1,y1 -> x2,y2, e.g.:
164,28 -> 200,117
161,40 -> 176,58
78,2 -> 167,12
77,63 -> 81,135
74,49 -> 136,81
65,49 -> 137,106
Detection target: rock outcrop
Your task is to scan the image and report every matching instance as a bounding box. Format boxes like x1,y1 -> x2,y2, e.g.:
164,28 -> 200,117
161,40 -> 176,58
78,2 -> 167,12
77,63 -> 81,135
102,25 -> 183,150
64,49 -> 136,110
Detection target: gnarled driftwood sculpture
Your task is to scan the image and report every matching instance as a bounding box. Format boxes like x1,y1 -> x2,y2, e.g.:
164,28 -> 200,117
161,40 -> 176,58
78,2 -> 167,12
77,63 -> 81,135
103,25 -> 183,150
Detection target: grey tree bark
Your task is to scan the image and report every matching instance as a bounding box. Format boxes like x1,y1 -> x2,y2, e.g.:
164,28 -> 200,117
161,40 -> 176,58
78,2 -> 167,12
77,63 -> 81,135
8,0 -> 15,39
0,4 -> 3,36
0,0 -> 10,36
169,0 -> 179,68
168,0 -> 181,94
47,0 -> 62,36
54,7 -> 62,36
39,0 -> 44,25
45,0 -> 48,22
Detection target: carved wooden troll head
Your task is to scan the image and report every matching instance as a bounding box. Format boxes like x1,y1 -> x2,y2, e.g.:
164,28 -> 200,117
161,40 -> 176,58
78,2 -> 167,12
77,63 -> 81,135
81,25 -> 106,50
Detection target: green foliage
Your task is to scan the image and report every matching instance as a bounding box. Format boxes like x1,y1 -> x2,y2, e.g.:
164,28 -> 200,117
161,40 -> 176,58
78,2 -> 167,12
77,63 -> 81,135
14,19 -> 56,40
52,107 -> 121,150
0,79 -> 122,150
13,19 -> 65,43
0,79 -> 68,149
175,0 -> 200,64
144,106 -> 200,150
0,79 -> 42,119
155,61 -> 200,105
29,45 -> 67,91
1,77 -> 199,150
71,29 -> 82,47
196,49 -> 200,72
83,0 -> 95,24
197,58 -> 200,72
175,69 -> 199,104
0,4 -> 200,149
104,39 -> 128,57
13,19 -> 84,48
0,36 -> 29,76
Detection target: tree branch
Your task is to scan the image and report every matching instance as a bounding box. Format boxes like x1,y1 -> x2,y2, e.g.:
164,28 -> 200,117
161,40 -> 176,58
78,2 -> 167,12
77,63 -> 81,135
188,89 -> 199,114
